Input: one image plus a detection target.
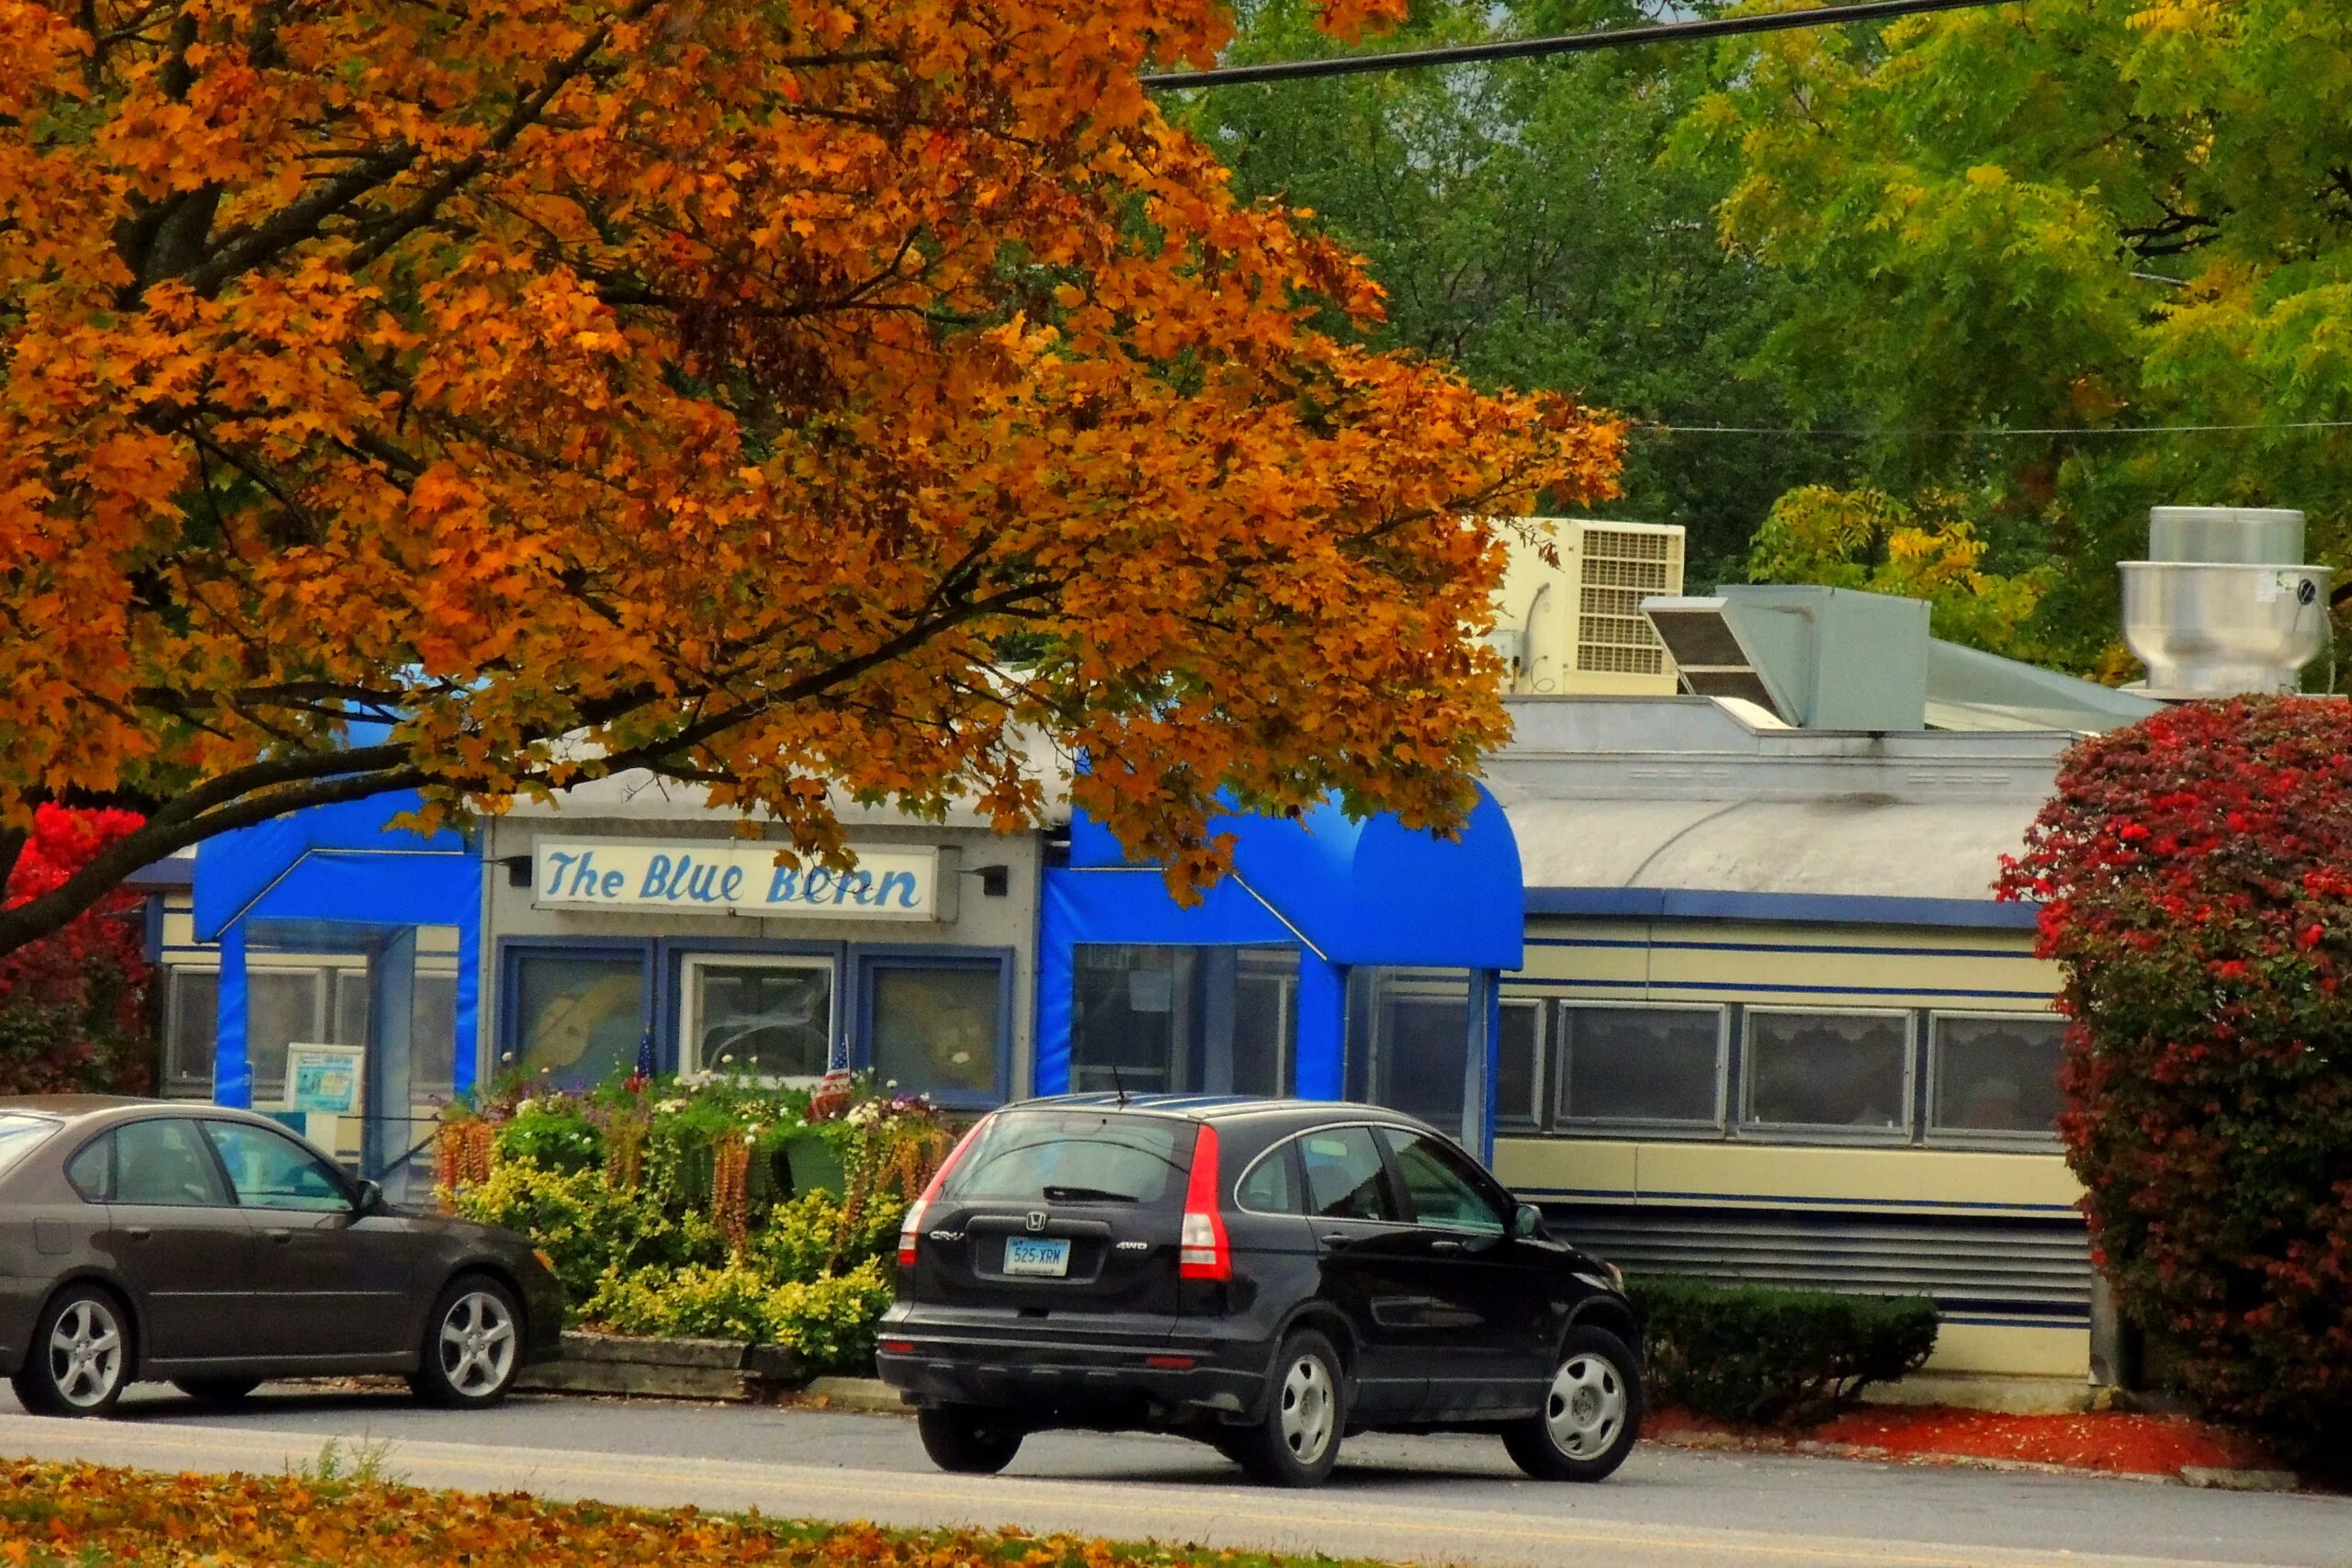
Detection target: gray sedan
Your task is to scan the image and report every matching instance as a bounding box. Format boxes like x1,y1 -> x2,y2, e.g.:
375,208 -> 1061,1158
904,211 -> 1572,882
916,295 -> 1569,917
0,1097 -> 561,1416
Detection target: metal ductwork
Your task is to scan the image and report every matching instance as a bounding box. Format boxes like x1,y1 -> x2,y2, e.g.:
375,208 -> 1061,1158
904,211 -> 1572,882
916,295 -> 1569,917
2120,507 -> 2332,699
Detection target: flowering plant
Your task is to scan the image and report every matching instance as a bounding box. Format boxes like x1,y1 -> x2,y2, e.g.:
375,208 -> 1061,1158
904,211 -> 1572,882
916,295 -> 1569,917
1998,696 -> 2352,1449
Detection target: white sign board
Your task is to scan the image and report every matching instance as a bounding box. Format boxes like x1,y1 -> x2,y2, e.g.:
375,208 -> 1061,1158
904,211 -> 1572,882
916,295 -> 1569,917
533,840 -> 944,921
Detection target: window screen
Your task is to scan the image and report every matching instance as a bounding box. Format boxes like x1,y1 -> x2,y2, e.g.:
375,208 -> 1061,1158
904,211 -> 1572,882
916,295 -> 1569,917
1745,1010 -> 1911,1134
246,970 -> 322,1105
1346,968 -> 1476,1133
1069,945 -> 1297,1097
1932,1014 -> 2065,1136
512,953 -> 644,1091
412,973 -> 459,1100
870,964 -> 1001,1099
1559,1006 -> 1724,1125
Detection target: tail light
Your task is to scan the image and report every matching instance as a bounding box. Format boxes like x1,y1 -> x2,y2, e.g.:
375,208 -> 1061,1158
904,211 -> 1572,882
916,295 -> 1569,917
898,1116 -> 986,1268
1178,1122 -> 1230,1280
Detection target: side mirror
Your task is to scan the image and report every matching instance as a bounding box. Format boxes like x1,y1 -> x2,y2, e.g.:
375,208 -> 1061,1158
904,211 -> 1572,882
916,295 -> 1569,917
354,1179 -> 384,1215
1513,1201 -> 1550,1241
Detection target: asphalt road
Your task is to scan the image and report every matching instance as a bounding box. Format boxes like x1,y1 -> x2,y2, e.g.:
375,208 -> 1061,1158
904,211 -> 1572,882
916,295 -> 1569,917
0,1384 -> 2343,1568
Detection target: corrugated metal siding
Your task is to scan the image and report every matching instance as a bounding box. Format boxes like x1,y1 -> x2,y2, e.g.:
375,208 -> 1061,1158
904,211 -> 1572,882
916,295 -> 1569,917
1547,1202 -> 2092,1321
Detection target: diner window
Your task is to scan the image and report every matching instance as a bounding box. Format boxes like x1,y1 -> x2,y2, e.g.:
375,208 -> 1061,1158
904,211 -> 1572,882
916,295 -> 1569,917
868,960 -> 1003,1102
1495,1000 -> 1544,1129
1346,967 -> 1476,1133
332,971 -> 370,1053
1069,945 -> 1297,1096
165,969 -> 219,1096
510,950 -> 645,1091
1743,1009 -> 1912,1137
681,955 -> 832,1082
1929,1013 -> 2065,1141
1558,1004 -> 1725,1129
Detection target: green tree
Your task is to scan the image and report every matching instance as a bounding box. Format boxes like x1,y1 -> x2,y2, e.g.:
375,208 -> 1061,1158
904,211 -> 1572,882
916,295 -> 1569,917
1677,0 -> 2352,669
1182,0 -> 1855,581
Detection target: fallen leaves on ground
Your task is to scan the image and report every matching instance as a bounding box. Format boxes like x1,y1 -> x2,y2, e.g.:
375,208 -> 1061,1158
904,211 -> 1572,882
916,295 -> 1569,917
1648,1403 -> 2281,1476
0,1459 -> 1376,1568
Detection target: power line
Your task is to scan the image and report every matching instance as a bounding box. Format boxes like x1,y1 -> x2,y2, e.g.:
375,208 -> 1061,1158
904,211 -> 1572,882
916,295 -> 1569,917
1139,0 -> 2030,92
1637,420 -> 2352,438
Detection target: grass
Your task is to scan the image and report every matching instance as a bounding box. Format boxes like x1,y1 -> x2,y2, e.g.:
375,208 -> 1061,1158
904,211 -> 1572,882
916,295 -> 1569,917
0,1457 -> 1399,1568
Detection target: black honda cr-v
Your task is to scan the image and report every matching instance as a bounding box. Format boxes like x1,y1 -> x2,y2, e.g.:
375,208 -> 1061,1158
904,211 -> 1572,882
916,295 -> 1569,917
876,1094 -> 1643,1488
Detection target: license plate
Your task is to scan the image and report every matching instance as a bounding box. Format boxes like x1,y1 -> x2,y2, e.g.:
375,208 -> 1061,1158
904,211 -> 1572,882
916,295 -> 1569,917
1002,1236 -> 1071,1277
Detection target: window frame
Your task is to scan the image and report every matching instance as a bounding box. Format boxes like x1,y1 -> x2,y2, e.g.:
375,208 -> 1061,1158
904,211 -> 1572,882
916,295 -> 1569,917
1924,1009 -> 2067,1151
676,950 -> 840,1085
496,936 -> 655,1086
1493,998 -> 1547,1133
1738,1005 -> 1917,1145
851,944 -> 1014,1110
1551,1000 -> 1731,1138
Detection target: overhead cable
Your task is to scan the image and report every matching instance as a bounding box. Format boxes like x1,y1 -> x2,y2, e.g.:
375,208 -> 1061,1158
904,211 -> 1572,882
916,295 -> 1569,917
1138,0 -> 2033,91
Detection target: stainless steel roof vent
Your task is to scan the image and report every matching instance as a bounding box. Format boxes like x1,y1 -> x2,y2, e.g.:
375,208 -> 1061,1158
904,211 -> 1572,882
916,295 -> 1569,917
2120,507 -> 2331,699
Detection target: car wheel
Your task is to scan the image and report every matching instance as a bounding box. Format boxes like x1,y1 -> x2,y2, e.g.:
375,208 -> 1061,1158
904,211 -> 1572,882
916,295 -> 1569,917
173,1377 -> 262,1405
1232,1327 -> 1347,1488
12,1285 -> 131,1418
1502,1325 -> 1644,1482
915,1405 -> 1024,1473
411,1276 -> 523,1408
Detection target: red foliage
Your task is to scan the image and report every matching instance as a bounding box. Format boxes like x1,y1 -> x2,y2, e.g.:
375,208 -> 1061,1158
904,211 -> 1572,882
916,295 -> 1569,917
0,806 -> 153,1093
1653,1402 -> 2278,1476
1996,697 -> 2352,1450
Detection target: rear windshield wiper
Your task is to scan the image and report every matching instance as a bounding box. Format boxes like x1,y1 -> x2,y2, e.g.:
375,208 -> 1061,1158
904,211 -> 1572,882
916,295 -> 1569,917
1042,1185 -> 1138,1203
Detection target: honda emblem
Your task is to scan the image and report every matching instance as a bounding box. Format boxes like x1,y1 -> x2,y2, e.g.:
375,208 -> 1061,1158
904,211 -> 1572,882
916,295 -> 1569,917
1025,1211 -> 1046,1233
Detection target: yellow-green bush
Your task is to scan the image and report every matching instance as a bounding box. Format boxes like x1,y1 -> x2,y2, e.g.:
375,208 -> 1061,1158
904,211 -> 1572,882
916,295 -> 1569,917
584,1258 -> 892,1371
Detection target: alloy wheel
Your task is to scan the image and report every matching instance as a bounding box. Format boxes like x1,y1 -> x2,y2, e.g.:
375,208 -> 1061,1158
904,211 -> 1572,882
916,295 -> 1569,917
436,1290 -> 517,1395
1543,1352 -> 1626,1459
1276,1352 -> 1335,1464
48,1298 -> 125,1410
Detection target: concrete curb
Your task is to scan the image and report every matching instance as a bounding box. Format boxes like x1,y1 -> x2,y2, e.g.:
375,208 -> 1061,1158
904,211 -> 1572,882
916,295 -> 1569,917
517,1333 -> 803,1403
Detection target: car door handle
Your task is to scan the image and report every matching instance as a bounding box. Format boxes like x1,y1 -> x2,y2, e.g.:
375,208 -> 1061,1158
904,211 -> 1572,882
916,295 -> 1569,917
263,1228 -> 292,1244
1317,1230 -> 1353,1250
123,1226 -> 153,1242
1430,1238 -> 1464,1254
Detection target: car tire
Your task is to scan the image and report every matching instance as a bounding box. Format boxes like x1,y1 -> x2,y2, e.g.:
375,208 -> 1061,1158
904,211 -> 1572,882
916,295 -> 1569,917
1502,1324 -> 1644,1483
915,1405 -> 1024,1473
12,1285 -> 131,1418
1231,1327 -> 1347,1488
410,1275 -> 524,1408
173,1377 -> 262,1405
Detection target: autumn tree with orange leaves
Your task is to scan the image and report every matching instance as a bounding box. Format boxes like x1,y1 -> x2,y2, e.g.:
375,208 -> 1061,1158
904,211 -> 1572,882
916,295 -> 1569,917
0,0 -> 1618,956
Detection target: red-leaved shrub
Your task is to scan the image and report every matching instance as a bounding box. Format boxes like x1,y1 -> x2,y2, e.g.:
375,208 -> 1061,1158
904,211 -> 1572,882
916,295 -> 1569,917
0,806 -> 154,1094
1999,697 -> 2352,1447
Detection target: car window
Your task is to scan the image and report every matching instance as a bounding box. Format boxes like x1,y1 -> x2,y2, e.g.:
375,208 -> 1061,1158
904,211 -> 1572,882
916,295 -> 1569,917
1379,1127 -> 1506,1235
939,1111 -> 1187,1207
64,1133 -> 112,1202
113,1118 -> 232,1207
1236,1139 -> 1303,1214
1301,1126 -> 1396,1222
203,1122 -> 352,1212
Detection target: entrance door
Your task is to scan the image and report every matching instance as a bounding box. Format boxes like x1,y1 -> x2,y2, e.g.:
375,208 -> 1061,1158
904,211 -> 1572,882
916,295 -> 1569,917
200,1120 -> 422,1359
99,1118 -> 257,1364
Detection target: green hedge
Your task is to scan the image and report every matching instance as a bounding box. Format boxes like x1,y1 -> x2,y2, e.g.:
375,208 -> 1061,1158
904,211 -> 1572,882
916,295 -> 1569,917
1630,1276 -> 1939,1426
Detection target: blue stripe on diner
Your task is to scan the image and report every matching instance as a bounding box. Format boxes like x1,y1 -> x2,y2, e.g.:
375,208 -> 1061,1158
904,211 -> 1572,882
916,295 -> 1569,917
1500,975 -> 2054,1001
1526,935 -> 2035,962
1525,886 -> 2041,931
1521,1186 -> 2083,1216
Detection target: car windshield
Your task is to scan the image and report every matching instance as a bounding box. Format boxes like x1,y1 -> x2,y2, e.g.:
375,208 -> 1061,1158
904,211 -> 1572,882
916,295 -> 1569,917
0,1113 -> 59,1178
942,1111 -> 1189,1208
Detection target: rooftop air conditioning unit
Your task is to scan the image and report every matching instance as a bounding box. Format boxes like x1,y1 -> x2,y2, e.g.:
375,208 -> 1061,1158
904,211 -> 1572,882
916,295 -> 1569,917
1493,519 -> 1685,695
2119,507 -> 2332,699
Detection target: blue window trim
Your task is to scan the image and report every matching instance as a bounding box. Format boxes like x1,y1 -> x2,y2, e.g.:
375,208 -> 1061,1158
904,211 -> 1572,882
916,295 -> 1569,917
495,936 -> 655,1087
657,936 -> 846,1078
851,943 -> 1015,1111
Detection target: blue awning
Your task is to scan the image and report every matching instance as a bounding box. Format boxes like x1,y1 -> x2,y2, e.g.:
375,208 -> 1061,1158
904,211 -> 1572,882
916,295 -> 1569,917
1059,784 -> 1523,969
